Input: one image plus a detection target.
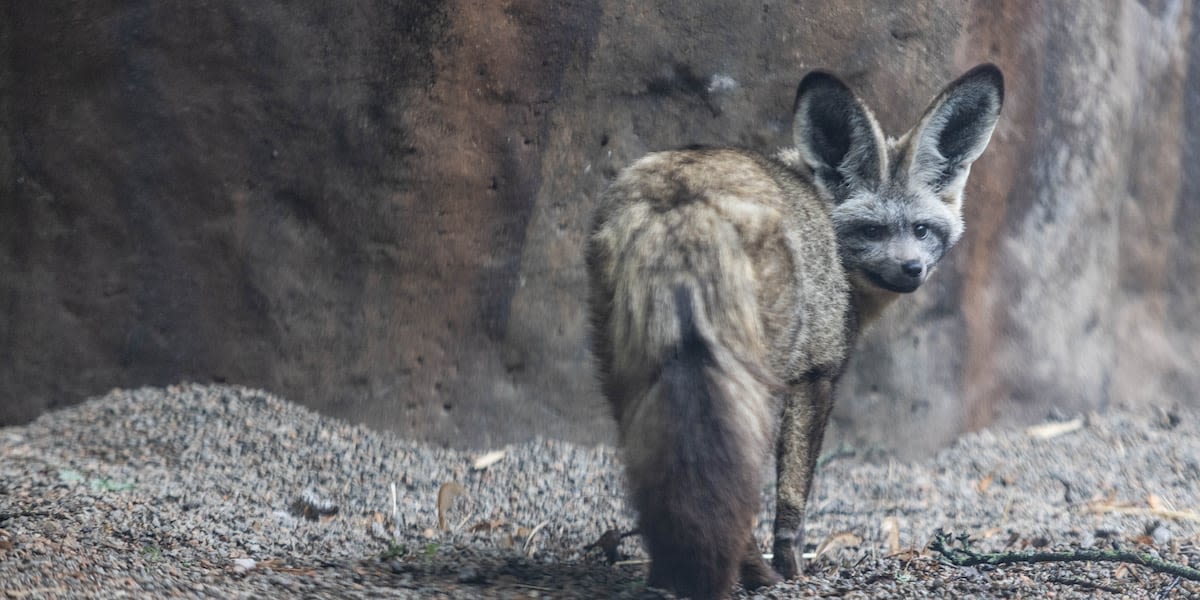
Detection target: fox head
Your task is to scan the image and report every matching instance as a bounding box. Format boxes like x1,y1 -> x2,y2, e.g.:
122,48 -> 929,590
789,64 -> 1004,296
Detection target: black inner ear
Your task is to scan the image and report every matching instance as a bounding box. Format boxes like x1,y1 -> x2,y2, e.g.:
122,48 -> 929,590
806,97 -> 853,168
936,86 -> 994,164
805,94 -> 882,193
795,72 -> 882,198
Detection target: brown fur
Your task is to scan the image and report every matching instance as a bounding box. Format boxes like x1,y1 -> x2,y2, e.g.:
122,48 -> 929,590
587,65 -> 1003,599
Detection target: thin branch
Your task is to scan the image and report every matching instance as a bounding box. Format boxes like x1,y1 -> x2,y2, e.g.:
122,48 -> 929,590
585,528 -> 641,564
1158,576 -> 1181,599
816,443 -> 861,470
929,530 -> 1200,582
1084,503 -> 1200,524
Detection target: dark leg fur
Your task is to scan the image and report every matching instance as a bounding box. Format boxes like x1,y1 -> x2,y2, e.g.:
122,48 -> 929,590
739,535 -> 782,590
771,376 -> 836,580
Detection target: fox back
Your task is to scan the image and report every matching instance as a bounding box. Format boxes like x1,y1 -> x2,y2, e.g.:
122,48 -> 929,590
586,65 -> 1003,600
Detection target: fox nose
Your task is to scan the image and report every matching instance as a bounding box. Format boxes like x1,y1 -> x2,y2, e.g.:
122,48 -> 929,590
901,260 -> 924,278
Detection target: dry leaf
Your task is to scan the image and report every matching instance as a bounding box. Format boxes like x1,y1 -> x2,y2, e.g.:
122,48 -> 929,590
472,449 -> 506,471
813,531 -> 863,559
976,473 -> 995,494
975,527 -> 1002,540
1025,417 -> 1084,440
881,517 -> 901,555
437,481 -> 468,531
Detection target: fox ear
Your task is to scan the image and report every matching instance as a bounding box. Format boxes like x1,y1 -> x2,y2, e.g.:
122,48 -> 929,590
907,64 -> 1004,204
792,71 -> 886,202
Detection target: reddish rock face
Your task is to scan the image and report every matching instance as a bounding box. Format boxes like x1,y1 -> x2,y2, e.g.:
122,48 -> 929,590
3,1 -> 1198,454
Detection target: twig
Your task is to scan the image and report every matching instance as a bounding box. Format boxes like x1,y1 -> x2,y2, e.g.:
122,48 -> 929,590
523,521 -> 549,555
514,583 -> 556,592
390,482 -> 403,530
1084,504 -> 1200,524
816,444 -> 856,469
612,559 -> 650,567
1158,576 -> 1181,599
930,530 -> 1200,582
455,509 -> 475,532
1025,417 -> 1084,439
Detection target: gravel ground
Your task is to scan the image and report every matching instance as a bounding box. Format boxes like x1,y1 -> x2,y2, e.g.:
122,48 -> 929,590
1,384 -> 1197,599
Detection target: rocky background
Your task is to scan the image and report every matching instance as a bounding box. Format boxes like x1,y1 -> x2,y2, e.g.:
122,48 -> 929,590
3,1 -> 1198,455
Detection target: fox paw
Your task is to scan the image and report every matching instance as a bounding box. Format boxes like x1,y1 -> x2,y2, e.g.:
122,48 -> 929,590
771,541 -> 802,581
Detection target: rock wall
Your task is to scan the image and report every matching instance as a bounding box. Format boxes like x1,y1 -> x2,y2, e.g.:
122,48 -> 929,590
3,1 -> 1198,455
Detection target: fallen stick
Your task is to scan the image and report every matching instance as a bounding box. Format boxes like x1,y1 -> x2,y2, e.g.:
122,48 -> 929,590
929,530 -> 1200,582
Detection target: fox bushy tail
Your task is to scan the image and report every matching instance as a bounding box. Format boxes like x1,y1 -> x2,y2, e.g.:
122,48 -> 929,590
621,285 -> 776,600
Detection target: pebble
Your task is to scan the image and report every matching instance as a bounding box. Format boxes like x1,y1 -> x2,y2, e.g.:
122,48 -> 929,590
232,558 -> 257,572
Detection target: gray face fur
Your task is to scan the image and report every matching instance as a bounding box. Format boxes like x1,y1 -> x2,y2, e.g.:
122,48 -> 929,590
789,65 -> 1004,296
832,185 -> 956,293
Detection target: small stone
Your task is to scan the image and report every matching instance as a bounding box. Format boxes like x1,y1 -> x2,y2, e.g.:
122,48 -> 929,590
1151,524 -> 1172,546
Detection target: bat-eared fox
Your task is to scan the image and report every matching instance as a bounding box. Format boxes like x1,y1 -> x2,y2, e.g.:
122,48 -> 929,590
587,64 -> 1003,599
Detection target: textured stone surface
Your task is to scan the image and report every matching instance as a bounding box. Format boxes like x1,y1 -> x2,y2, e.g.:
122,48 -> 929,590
3,1 -> 1198,454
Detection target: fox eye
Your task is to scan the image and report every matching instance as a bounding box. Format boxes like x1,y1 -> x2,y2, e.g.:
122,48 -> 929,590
860,225 -> 886,240
913,223 -> 929,239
